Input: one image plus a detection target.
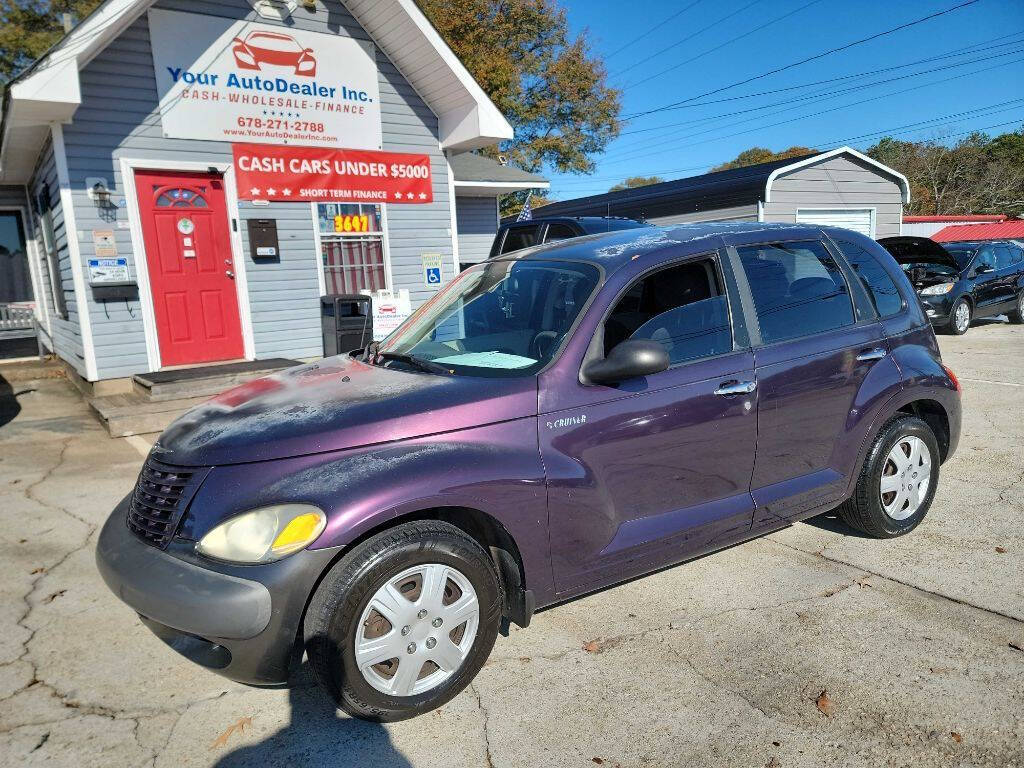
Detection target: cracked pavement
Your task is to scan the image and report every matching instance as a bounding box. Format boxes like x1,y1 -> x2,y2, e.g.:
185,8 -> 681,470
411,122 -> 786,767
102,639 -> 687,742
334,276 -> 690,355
1,322 -> 1022,767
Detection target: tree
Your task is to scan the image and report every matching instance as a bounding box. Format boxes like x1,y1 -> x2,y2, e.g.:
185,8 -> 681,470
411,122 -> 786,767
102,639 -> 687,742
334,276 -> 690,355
710,145 -> 817,172
608,175 -> 664,192
416,0 -> 621,215
0,1 -> 101,83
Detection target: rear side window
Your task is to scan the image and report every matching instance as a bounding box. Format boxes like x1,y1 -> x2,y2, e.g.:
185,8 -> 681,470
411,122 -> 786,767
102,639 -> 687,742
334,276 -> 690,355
500,225 -> 540,254
604,256 -> 732,365
835,240 -> 904,318
994,245 -> 1015,270
737,240 -> 854,344
544,223 -> 577,242
1011,244 -> 1024,265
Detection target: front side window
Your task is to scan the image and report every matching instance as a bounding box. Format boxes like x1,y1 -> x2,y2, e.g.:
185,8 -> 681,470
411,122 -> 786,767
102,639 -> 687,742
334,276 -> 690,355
379,260 -> 599,377
737,240 -> 854,344
604,257 -> 732,365
836,240 -> 904,318
316,203 -> 386,294
500,226 -> 540,254
974,246 -> 997,272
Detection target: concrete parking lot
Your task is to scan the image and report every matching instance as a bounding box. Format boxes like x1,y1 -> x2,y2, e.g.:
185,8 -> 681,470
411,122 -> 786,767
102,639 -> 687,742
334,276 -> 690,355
1,322 -> 1021,768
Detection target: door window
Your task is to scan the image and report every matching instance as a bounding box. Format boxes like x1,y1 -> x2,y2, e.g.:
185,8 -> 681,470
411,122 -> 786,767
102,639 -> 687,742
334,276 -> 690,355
994,245 -> 1015,270
500,225 -> 540,253
974,246 -> 997,273
604,256 -> 733,365
544,222 -> 577,243
316,203 -> 387,294
834,240 -> 904,318
736,240 -> 854,344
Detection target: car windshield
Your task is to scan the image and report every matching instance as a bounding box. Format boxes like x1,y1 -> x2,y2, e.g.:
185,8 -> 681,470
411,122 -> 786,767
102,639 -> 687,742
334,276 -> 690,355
250,33 -> 301,51
376,260 -> 600,378
941,244 -> 977,271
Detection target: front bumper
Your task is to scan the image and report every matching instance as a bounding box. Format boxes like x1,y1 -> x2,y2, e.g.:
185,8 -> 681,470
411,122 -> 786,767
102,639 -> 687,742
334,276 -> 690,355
96,495 -> 339,685
918,292 -> 955,325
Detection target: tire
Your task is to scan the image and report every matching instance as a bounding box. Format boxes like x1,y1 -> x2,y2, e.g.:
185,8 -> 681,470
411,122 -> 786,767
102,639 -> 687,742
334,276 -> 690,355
303,520 -> 503,721
1009,291 -> 1024,324
947,297 -> 971,335
838,415 -> 940,539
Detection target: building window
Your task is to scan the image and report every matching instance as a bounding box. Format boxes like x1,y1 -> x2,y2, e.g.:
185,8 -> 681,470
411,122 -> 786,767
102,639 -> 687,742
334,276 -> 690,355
35,184 -> 68,320
316,203 -> 387,295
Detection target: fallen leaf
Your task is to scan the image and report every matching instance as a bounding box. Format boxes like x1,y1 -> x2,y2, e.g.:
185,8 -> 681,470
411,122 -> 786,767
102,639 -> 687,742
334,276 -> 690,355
210,717 -> 252,750
995,546 -> 1006,554
30,567 -> 45,575
951,732 -> 962,744
41,590 -> 65,604
592,758 -> 604,765
765,757 -> 781,768
582,636 -> 625,654
815,690 -> 835,717
772,741 -> 781,747
583,640 -> 601,653
518,656 -> 531,663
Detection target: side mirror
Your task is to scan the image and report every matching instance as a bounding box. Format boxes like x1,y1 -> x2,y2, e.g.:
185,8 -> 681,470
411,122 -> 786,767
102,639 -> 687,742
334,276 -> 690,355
583,339 -> 669,385
974,264 -> 994,276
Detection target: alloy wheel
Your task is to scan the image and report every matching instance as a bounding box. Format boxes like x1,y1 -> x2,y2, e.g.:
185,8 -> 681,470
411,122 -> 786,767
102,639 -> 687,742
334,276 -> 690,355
879,435 -> 932,520
354,563 -> 479,697
954,301 -> 970,333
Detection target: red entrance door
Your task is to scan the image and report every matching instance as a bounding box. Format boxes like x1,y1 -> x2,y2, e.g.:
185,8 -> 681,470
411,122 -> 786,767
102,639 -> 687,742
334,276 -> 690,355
135,170 -> 244,367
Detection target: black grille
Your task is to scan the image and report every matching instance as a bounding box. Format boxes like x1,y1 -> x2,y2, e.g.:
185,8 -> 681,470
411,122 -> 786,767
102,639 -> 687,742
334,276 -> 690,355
127,457 -> 202,549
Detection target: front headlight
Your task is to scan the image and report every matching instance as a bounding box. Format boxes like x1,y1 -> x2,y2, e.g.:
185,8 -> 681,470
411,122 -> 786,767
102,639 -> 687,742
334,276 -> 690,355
196,504 -> 326,563
920,282 -> 955,296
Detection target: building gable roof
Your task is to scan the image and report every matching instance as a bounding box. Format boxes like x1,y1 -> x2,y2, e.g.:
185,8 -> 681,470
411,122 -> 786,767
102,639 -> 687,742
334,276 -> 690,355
1,0 -> 513,182
536,147 -> 910,221
450,152 -> 548,195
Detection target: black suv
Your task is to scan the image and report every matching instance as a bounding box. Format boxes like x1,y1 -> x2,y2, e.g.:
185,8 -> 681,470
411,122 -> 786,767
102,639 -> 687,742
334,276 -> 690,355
879,237 -> 1024,334
489,216 -> 649,258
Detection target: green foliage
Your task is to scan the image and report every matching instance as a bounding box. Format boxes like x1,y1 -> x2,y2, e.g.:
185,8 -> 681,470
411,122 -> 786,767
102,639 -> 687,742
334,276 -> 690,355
608,175 -> 664,192
0,1 -> 101,83
416,0 -> 621,179
866,128 -> 1024,217
710,146 -> 817,172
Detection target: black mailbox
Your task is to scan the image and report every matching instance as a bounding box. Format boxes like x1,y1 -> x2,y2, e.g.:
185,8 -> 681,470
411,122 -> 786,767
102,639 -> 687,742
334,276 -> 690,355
247,219 -> 279,260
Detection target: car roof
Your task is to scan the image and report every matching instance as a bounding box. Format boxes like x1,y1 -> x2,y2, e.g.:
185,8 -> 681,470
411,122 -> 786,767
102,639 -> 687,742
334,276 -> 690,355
502,216 -> 647,229
494,221 -> 823,274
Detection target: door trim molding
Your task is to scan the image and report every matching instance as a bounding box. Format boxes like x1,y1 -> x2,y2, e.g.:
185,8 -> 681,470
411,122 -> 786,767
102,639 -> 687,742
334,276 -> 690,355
119,157 -> 255,372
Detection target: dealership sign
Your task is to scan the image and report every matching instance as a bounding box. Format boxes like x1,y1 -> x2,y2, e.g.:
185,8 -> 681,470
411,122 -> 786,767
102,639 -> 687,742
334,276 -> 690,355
232,144 -> 433,203
148,8 -> 381,149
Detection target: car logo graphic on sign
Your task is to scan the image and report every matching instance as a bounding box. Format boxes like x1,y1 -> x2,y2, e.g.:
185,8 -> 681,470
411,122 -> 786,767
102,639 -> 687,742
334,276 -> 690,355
232,31 -> 317,77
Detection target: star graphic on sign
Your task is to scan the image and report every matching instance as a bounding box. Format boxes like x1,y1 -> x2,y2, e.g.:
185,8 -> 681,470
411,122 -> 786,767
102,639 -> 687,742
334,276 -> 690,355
406,192 -> 415,200
250,187 -> 261,196
394,192 -> 404,200
418,192 -> 427,200
282,188 -> 292,196
266,187 -> 277,196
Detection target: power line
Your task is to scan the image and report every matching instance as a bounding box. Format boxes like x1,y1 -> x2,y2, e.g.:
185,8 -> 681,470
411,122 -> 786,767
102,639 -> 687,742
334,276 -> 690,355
618,31 -> 1024,136
604,0 -> 706,60
624,0 -> 825,90
611,0 -> 762,79
624,0 -> 983,120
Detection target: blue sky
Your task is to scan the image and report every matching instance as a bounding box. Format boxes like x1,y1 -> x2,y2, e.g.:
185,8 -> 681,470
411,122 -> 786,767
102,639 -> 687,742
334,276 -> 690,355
545,0 -> 1024,200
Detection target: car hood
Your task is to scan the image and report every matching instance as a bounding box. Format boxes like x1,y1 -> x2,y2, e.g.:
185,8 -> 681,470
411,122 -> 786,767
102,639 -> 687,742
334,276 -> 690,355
878,236 -> 960,270
151,356 -> 537,467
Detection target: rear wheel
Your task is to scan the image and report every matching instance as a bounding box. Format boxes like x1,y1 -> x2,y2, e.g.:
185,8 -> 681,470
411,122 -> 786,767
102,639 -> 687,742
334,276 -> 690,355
948,298 -> 971,335
838,415 -> 939,538
304,520 -> 503,721
1008,291 -> 1024,324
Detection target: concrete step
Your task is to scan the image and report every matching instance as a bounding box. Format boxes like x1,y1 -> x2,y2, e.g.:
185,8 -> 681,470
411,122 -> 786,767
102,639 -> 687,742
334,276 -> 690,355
89,392 -> 210,438
132,358 -> 296,401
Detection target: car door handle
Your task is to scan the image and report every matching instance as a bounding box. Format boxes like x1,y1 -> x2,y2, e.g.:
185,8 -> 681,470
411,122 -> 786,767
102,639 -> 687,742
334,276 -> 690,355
714,380 -> 756,396
856,347 -> 887,362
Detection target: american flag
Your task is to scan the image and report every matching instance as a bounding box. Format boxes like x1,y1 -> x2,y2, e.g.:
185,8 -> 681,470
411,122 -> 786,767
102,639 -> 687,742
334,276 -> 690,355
516,194 -> 533,222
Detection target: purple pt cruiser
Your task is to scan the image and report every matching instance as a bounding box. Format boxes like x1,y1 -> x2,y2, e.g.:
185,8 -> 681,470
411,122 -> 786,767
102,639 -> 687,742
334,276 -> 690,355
97,223 -> 961,721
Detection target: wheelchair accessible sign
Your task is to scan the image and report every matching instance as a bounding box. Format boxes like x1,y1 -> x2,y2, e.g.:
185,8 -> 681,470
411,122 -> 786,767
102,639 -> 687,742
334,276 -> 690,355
422,253 -> 443,288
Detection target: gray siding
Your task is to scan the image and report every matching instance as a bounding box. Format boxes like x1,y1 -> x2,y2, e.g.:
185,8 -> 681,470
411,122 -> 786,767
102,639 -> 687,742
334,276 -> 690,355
455,196 -> 498,264
648,204 -> 758,226
59,0 -> 453,379
28,144 -> 86,375
761,155 -> 904,238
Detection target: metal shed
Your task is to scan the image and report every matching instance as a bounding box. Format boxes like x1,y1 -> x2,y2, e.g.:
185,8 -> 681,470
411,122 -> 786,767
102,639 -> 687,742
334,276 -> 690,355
536,147 -> 910,239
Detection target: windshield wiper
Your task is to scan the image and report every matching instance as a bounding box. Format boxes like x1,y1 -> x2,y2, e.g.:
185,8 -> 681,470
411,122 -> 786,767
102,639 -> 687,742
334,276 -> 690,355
376,352 -> 452,375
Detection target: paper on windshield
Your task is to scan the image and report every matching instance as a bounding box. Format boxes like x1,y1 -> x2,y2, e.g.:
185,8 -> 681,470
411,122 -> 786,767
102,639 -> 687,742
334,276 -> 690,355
432,351 -> 536,369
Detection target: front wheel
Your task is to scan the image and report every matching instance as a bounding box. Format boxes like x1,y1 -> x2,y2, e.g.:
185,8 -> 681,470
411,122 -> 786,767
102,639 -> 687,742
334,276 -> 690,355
838,415 -> 940,538
948,298 -> 971,335
304,520 -> 503,721
1008,291 -> 1024,324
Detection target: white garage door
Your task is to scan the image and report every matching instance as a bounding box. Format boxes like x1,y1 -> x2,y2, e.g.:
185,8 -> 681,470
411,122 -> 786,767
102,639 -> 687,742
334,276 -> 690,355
795,208 -> 875,237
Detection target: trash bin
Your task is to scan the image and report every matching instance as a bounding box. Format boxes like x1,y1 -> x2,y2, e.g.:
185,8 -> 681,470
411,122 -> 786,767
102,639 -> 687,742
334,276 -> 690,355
321,294 -> 373,357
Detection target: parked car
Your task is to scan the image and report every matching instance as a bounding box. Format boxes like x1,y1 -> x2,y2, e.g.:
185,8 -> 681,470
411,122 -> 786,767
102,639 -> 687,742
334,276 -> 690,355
97,223 -> 960,722
489,215 -> 649,258
879,237 -> 1024,334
